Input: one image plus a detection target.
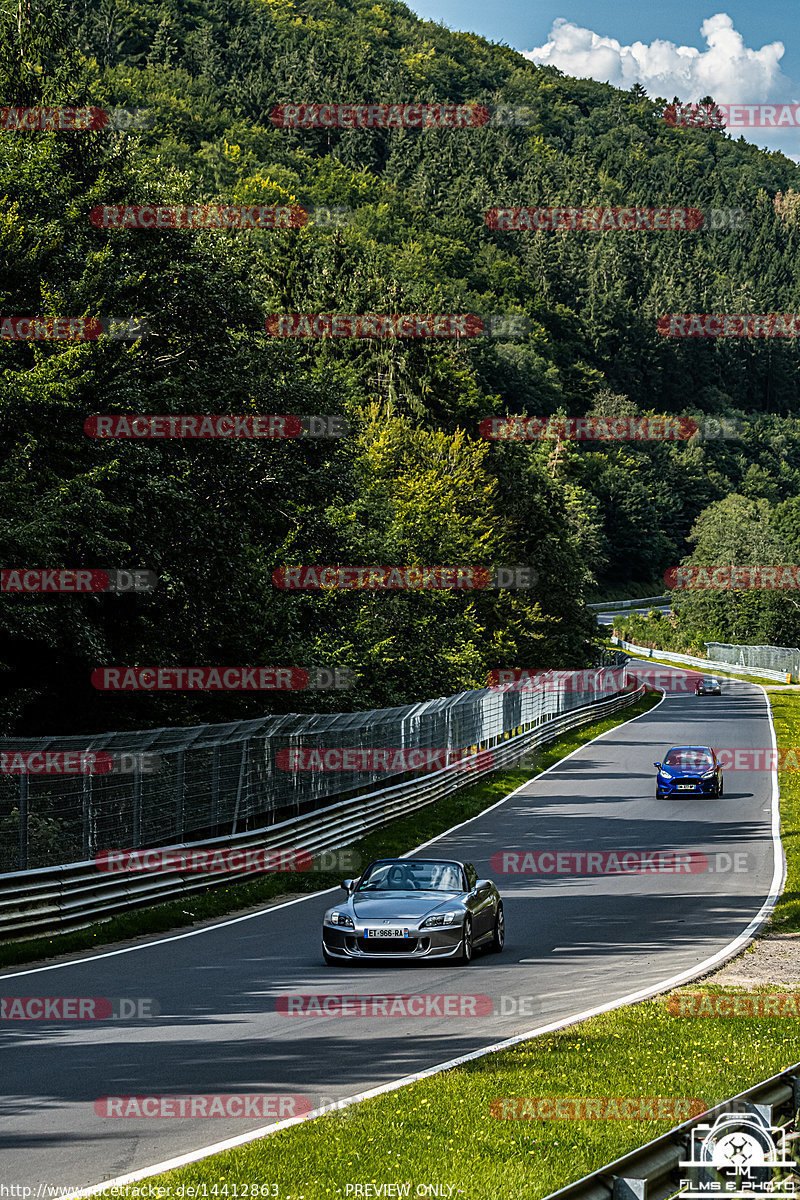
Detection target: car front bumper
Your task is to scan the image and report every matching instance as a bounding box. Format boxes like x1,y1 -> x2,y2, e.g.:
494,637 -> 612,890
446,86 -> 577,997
656,775 -> 719,795
322,923 -> 465,960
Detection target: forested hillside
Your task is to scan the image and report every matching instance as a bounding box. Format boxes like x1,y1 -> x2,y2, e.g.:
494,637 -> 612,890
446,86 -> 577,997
2,0 -> 800,734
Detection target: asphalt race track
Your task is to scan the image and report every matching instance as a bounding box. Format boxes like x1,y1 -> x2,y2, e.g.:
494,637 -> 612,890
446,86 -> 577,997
0,669 -> 781,1191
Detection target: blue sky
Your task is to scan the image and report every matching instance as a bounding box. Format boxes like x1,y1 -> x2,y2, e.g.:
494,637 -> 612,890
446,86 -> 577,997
407,2 -> 800,157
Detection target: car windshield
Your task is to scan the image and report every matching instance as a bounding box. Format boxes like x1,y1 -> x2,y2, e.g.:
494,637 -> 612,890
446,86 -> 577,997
664,748 -> 713,767
702,678 -> 717,685
356,860 -> 465,893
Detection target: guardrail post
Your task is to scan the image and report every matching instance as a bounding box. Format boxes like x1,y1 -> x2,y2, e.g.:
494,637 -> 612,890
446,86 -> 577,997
176,750 -> 185,841
211,744 -> 220,833
232,741 -> 248,835
18,774 -> 28,871
613,1180 -> 645,1200
132,759 -> 142,847
82,773 -> 92,859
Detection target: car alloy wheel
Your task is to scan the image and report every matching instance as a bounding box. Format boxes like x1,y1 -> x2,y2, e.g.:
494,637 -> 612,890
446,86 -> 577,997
490,904 -> 505,953
455,917 -> 473,965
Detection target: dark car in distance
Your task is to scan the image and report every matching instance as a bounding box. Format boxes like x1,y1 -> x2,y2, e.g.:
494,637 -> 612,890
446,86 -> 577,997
654,745 -> 724,798
322,857 -> 504,965
695,676 -> 722,695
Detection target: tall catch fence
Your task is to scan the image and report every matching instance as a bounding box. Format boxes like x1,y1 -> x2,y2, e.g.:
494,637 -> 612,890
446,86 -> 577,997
0,665 -> 631,875
705,642 -> 800,681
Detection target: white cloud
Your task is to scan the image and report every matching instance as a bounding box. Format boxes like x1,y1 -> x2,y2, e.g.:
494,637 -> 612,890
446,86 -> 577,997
525,14 -> 792,103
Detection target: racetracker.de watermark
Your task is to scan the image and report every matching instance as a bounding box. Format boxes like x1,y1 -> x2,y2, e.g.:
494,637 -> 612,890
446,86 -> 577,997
264,314 -> 528,338
272,566 -> 535,589
1,317 -> 149,340
275,994 -> 539,1017
665,101 -> 800,128
1,569 -> 156,592
269,102 -> 536,128
95,848 -> 362,874
667,992 -> 800,1016
479,416 -> 740,441
485,207 -> 748,232
490,850 -> 752,874
486,668 -> 704,693
90,666 -> 355,690
487,668 -> 629,692
276,747 -> 494,772
94,1095 -> 311,1118
490,1097 -> 706,1120
84,414 -> 348,438
1,751 -> 161,775
658,313 -> 800,337
91,204 -> 354,230
1,996 -> 158,1019
0,107 -> 149,131
92,204 -> 306,229
665,565 -> 800,589
666,748 -> 800,771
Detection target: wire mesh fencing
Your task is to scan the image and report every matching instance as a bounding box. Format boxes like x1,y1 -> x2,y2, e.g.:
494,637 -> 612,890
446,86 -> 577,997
705,642 -> 800,681
0,667 -> 630,874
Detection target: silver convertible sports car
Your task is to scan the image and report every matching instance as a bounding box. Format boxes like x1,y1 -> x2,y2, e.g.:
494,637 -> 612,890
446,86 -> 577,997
322,857 -> 504,965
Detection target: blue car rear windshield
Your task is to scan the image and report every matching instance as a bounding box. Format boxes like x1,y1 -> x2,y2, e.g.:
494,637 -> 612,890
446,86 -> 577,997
664,748 -> 713,767
357,860 -> 466,892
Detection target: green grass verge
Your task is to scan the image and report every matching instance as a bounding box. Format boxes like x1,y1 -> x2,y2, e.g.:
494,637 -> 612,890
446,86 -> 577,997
136,994 -> 799,1200
767,690 -> 800,933
0,691 -> 659,971
126,690 -> 799,1200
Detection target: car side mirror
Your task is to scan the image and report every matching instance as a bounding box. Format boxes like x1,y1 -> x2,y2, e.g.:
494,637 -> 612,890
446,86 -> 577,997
341,878 -> 355,893
476,879 -> 490,889
653,762 -> 661,769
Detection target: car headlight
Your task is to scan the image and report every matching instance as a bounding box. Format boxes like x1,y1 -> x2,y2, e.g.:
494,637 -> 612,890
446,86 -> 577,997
328,911 -> 354,927
420,912 -> 458,928
701,769 -> 716,779
658,770 -> 671,780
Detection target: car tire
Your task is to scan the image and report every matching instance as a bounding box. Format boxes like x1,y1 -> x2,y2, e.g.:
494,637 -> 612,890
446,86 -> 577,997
489,904 -> 505,954
656,790 -> 666,799
452,917 -> 474,966
322,945 -> 341,966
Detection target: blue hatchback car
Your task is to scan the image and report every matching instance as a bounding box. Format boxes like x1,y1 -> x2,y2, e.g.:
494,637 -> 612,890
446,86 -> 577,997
654,745 -> 724,798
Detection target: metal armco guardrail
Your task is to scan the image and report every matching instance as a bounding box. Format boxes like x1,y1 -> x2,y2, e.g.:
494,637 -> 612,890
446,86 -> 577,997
0,660 -> 627,874
611,636 -> 791,681
0,685 -> 643,940
543,1062 -> 800,1199
586,595 -> 671,611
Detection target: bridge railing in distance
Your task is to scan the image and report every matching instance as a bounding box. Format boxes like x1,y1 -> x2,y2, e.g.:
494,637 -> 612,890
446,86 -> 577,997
706,641 -> 800,681
585,594 -> 670,611
611,636 -> 791,681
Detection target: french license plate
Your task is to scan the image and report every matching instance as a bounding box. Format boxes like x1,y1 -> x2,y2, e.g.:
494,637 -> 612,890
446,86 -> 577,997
677,783 -> 696,790
365,928 -> 409,938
